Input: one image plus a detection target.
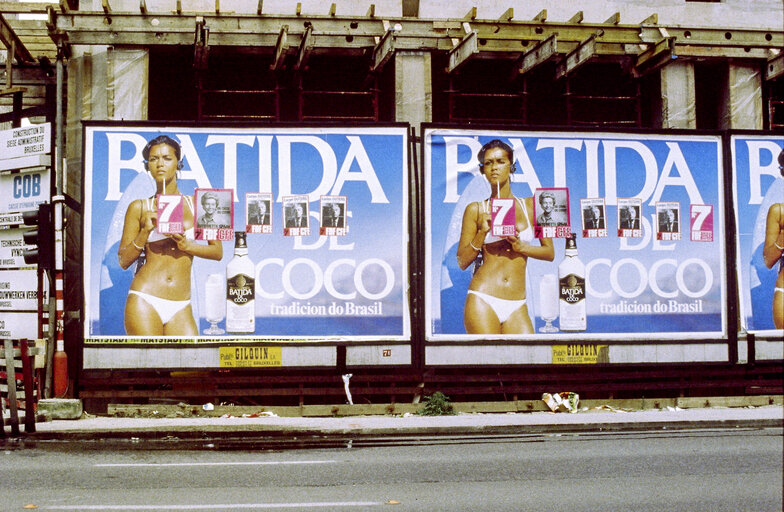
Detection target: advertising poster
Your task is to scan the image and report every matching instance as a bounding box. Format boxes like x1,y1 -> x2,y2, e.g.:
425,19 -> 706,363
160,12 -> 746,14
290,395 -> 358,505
731,134 -> 784,334
83,124 -> 409,343
425,127 -> 726,341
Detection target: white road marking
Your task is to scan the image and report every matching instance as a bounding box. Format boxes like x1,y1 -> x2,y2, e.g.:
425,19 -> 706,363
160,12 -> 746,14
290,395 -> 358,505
94,460 -> 336,467
42,502 -> 384,510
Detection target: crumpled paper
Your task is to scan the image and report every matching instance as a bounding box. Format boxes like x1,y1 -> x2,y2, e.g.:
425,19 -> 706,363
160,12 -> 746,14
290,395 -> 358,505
542,392 -> 580,413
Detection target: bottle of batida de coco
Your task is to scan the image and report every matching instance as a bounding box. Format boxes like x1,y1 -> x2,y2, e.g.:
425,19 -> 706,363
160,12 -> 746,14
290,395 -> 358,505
558,234 -> 586,331
226,231 -> 255,334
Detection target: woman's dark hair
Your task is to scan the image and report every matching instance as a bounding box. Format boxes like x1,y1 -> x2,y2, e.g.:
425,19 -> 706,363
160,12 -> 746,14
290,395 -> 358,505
778,148 -> 784,176
478,139 -> 516,173
142,135 -> 182,163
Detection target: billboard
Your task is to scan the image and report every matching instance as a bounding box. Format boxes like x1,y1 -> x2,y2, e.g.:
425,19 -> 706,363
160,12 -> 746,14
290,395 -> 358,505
425,127 -> 727,341
731,134 -> 784,335
83,124 -> 410,343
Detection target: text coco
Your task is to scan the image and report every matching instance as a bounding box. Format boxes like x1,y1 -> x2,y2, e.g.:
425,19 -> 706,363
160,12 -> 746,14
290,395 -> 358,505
585,257 -> 713,299
254,257 -> 395,301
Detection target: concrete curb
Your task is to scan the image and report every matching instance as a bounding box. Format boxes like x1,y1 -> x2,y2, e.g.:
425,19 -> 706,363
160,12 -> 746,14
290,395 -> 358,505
20,405 -> 783,443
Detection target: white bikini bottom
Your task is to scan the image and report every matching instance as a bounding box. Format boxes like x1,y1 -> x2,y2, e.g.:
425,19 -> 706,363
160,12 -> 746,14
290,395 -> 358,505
129,290 -> 191,325
467,290 -> 526,324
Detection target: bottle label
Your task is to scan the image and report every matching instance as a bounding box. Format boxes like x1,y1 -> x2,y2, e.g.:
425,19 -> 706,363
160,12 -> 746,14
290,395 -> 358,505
559,274 -> 585,303
227,274 -> 255,304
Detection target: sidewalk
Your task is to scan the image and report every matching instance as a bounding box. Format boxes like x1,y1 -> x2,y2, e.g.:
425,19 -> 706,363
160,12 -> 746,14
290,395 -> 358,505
23,401 -> 784,442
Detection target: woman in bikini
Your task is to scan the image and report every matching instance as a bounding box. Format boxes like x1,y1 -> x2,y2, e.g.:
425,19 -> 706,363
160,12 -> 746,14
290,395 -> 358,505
457,139 -> 554,334
117,135 -> 223,335
762,148 -> 784,329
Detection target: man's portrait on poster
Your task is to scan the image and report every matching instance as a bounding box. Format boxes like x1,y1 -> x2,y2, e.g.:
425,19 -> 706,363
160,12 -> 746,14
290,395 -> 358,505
658,207 -> 679,233
248,199 -> 270,226
322,202 -> 344,228
620,205 -> 640,230
583,205 -> 605,230
285,202 -> 308,228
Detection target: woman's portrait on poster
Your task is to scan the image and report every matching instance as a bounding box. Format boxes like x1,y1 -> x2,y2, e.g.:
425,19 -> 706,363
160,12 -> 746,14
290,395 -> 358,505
117,135 -> 223,336
456,139 -> 554,335
196,189 -> 232,230
535,190 -> 568,227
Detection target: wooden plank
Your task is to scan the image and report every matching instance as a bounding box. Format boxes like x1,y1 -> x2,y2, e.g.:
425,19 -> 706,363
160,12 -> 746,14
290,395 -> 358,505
767,52 -> 784,81
555,34 -> 596,79
3,340 -> 19,435
518,33 -> 558,75
371,27 -> 395,72
20,340 -> 35,433
447,30 -> 477,73
269,24 -> 288,70
0,2 -> 56,13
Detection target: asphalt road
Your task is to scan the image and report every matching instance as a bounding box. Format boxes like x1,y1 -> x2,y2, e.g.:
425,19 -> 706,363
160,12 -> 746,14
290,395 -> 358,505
2,427 -> 782,511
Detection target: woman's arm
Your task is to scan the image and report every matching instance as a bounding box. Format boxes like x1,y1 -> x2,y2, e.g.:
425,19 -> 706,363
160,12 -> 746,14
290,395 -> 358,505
171,236 -> 224,261
118,200 -> 153,270
762,203 -> 784,269
506,197 -> 554,261
456,202 -> 489,270
509,236 -> 555,261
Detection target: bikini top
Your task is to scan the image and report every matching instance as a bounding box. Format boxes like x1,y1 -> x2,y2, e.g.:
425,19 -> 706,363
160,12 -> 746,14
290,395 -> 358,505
142,195 -> 195,243
481,197 -> 534,244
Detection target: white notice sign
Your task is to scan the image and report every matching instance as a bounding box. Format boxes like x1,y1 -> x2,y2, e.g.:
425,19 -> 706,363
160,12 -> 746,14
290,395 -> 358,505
0,269 -> 39,310
0,169 -> 50,213
0,312 -> 38,338
0,123 -> 51,160
0,228 -> 33,268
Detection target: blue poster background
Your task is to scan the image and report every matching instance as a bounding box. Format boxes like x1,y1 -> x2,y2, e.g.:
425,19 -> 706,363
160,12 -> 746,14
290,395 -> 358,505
84,125 -> 409,341
426,128 -> 726,340
732,135 -> 784,334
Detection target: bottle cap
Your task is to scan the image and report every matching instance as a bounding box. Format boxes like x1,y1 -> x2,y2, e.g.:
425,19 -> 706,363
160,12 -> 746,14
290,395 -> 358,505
565,234 -> 578,252
234,231 -> 247,248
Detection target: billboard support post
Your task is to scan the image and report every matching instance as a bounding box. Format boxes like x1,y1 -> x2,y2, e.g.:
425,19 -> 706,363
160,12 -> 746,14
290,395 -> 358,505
52,195 -> 67,397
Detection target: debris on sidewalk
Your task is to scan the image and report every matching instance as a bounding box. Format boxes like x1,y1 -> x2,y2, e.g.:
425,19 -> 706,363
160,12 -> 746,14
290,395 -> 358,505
542,392 -> 580,413
592,404 -> 628,413
342,374 -> 354,405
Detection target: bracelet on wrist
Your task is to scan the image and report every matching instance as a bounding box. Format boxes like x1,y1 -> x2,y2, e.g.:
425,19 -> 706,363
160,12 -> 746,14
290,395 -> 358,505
775,241 -> 784,251
469,241 -> 481,251
131,240 -> 144,250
